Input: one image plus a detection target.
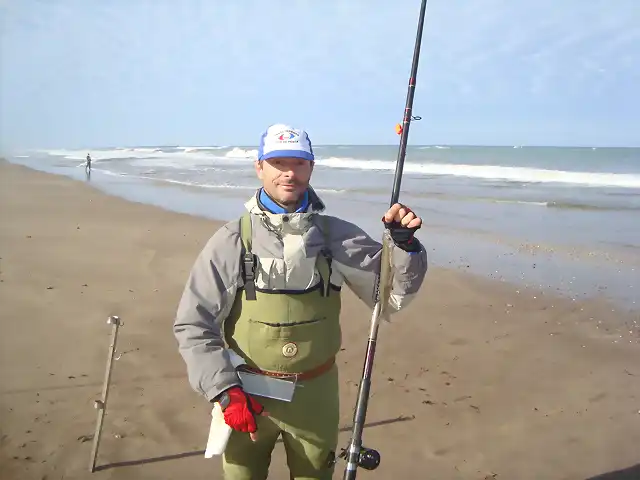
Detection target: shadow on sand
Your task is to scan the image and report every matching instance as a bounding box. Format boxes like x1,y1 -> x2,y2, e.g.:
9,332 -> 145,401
585,463 -> 640,480
94,414 -> 415,472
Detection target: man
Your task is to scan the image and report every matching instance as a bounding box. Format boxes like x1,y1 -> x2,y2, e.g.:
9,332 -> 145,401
85,153 -> 92,171
174,124 -> 428,479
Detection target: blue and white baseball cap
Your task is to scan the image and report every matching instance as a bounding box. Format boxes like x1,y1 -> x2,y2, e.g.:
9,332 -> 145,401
258,124 -> 315,162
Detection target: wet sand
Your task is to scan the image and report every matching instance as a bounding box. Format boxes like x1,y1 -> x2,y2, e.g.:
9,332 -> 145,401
1,159 -> 639,480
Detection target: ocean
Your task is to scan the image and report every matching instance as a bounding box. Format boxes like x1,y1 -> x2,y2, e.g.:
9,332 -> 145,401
7,144 -> 639,311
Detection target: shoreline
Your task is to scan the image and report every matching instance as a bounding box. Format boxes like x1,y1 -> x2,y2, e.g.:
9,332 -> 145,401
5,155 -> 640,311
2,159 -> 640,479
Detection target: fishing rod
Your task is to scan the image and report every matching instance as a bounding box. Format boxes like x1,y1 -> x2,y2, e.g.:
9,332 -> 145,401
338,0 -> 429,478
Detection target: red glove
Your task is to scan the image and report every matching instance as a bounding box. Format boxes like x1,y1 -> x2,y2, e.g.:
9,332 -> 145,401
221,387 -> 265,435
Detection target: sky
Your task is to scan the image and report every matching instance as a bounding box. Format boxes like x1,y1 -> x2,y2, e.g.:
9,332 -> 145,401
1,0 -> 639,150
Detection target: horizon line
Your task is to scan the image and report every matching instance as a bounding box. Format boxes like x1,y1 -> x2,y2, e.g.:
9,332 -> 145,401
4,143 -> 639,152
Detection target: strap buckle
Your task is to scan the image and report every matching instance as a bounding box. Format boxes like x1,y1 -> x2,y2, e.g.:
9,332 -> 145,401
243,252 -> 257,301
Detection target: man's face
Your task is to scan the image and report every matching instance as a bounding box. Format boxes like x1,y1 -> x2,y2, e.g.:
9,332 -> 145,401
255,157 -> 314,208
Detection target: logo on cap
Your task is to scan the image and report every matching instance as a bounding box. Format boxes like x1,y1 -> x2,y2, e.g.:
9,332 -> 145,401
275,129 -> 300,143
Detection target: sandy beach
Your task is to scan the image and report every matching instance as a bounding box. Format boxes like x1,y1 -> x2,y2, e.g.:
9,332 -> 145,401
1,158 -> 640,480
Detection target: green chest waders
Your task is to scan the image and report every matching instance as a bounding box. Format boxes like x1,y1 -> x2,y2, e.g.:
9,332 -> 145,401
221,213 -> 342,480
224,213 -> 342,375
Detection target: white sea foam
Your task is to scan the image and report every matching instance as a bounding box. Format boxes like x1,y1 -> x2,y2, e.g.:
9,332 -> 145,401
316,157 -> 640,189
224,147 -> 258,158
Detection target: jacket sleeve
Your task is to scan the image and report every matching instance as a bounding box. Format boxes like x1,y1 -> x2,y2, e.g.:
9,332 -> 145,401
328,216 -> 428,312
173,222 -> 243,402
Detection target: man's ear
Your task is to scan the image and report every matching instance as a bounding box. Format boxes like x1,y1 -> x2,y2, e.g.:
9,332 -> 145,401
310,160 -> 315,173
254,160 -> 263,179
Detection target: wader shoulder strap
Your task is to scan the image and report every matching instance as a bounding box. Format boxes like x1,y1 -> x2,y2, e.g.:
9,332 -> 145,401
239,213 -> 257,301
315,215 -> 333,297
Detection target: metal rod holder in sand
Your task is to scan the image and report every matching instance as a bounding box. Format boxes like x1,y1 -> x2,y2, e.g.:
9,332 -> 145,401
89,315 -> 122,473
